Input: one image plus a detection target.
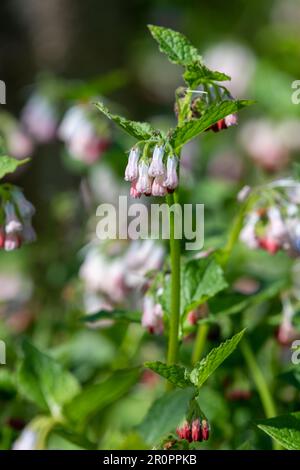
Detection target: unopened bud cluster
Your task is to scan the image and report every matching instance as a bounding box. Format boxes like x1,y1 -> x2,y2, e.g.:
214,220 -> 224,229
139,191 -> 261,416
0,186 -> 36,251
125,144 -> 178,198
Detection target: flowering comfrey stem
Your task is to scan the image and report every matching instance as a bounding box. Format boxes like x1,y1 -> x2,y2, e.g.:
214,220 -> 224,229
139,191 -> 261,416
166,190 -> 181,374
240,339 -> 281,450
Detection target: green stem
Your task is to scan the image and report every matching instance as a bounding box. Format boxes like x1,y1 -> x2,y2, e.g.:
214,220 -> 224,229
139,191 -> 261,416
192,323 -> 209,365
241,339 -> 281,450
166,191 -> 181,367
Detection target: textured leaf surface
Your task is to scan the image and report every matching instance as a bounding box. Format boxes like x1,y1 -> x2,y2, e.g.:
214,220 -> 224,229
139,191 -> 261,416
181,257 -> 228,315
148,25 -> 200,66
137,387 -> 195,444
0,155 -> 29,179
171,100 -> 254,149
95,101 -> 156,140
189,329 -> 246,387
18,341 -> 80,416
257,412 -> 300,450
184,62 -> 230,87
144,361 -> 192,388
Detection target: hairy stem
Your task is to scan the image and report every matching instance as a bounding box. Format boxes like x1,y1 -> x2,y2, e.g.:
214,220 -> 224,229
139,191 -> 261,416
241,339 -> 281,450
166,191 -> 181,367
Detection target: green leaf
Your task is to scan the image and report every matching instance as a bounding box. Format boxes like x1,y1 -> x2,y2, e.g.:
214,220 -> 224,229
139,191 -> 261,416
148,25 -> 200,66
64,368 -> 140,423
17,341 -> 80,416
0,156 -> 29,179
184,62 -> 230,88
181,257 -> 228,316
189,329 -> 246,388
82,309 -> 141,324
144,362 -> 192,388
171,100 -> 254,149
95,101 -> 157,140
257,412 -> 300,450
137,387 -> 195,445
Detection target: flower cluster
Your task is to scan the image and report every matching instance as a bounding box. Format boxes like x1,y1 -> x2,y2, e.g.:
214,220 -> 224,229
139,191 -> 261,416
58,105 -> 110,164
125,145 -> 178,198
80,239 -> 164,319
176,417 -> 210,443
239,181 -> 300,256
0,187 -> 36,251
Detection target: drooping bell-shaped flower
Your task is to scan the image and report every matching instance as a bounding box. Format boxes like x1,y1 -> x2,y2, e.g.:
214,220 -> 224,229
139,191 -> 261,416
152,174 -> 167,197
12,189 -> 35,219
4,202 -> 22,234
130,179 -> 142,199
148,145 -> 165,177
163,155 -> 178,191
240,211 -> 259,249
125,147 -> 140,181
136,161 -> 152,195
142,295 -> 164,335
21,93 -> 57,143
22,219 -> 37,243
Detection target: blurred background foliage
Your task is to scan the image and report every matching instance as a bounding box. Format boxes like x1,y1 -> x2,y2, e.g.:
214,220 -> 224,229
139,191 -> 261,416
0,0 -> 300,450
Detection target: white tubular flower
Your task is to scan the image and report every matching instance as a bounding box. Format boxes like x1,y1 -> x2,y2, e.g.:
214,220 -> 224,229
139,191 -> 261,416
142,295 -> 164,335
136,161 -> 152,195
240,212 -> 259,249
12,189 -> 35,218
151,175 -> 167,197
125,147 -> 140,181
163,155 -> 178,190
58,106 -> 86,142
4,202 -> 22,234
148,145 -> 165,177
13,427 -> 38,450
268,206 -> 287,240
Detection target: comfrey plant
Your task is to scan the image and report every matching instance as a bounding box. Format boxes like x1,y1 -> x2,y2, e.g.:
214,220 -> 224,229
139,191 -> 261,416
92,25 -> 253,448
0,147 -> 36,251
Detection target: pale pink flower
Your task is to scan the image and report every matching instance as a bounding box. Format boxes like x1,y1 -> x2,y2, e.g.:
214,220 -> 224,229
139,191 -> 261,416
163,155 -> 178,190
224,113 -> 238,127
6,129 -> 33,159
136,161 -> 152,195
130,179 -> 142,198
148,145 -> 165,177
21,94 -> 57,143
240,212 -> 259,249
152,174 -> 167,196
142,295 -> 164,335
125,147 -> 140,181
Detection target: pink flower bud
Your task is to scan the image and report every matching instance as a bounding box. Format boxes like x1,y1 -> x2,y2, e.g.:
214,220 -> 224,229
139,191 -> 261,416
258,237 -> 280,254
163,156 -> 178,190
191,419 -> 202,442
0,227 -> 5,249
176,421 -> 192,442
148,145 -> 165,177
125,147 -> 140,181
201,419 -> 210,441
